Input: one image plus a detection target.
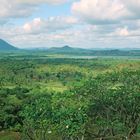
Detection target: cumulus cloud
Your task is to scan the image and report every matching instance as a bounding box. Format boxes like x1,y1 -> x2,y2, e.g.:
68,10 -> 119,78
1,22 -> 140,49
122,0 -> 140,15
72,0 -> 140,24
72,0 -> 130,24
115,27 -> 129,36
109,25 -> 140,38
0,0 -> 68,18
0,0 -> 37,18
23,16 -> 78,34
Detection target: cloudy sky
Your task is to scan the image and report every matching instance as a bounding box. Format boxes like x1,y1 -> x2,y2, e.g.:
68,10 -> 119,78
0,0 -> 140,49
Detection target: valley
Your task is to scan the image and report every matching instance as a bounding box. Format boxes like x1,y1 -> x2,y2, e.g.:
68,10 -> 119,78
0,50 -> 140,140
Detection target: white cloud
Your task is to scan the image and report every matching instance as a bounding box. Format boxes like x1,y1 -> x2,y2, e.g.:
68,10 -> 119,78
115,27 -> 129,36
122,0 -> 140,15
72,0 -> 140,24
0,0 -> 68,18
1,22 -> 140,49
72,0 -> 130,24
23,16 -> 78,34
109,25 -> 140,38
1,18 -> 140,49
0,0 -> 37,18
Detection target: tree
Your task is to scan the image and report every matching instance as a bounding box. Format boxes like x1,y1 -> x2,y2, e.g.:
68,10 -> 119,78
86,70 -> 140,139
21,93 -> 53,140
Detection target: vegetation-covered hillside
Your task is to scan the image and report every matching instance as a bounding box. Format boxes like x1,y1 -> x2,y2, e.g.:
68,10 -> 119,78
0,39 -> 17,51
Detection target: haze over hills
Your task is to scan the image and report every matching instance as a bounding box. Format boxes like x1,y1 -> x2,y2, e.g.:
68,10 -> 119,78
0,39 -> 18,51
48,45 -> 86,52
49,45 -> 73,51
0,39 -> 140,57
46,45 -> 140,57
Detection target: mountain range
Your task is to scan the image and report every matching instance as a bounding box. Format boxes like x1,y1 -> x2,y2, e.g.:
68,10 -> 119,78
0,39 -> 140,57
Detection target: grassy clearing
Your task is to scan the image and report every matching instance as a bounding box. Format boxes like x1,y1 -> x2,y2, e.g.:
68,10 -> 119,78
0,131 -> 20,140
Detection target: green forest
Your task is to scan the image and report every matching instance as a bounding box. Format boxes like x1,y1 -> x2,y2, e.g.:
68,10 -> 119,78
0,53 -> 140,140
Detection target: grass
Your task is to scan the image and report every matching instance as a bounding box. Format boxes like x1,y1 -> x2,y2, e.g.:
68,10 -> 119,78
40,81 -> 68,92
0,131 -> 20,140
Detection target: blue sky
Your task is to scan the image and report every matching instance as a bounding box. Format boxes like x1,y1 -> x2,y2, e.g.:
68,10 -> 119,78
0,0 -> 140,49
8,2 -> 72,26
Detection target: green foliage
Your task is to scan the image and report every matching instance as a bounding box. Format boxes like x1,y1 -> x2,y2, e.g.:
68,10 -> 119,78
79,70 -> 140,139
0,55 -> 140,140
20,94 -> 53,140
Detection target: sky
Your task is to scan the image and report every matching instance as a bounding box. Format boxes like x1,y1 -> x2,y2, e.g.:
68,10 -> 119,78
0,0 -> 140,49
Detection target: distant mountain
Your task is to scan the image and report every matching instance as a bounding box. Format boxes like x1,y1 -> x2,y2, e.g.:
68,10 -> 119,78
61,45 -> 74,50
0,39 -> 18,51
49,45 -> 73,51
48,45 -> 88,54
46,45 -> 140,57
